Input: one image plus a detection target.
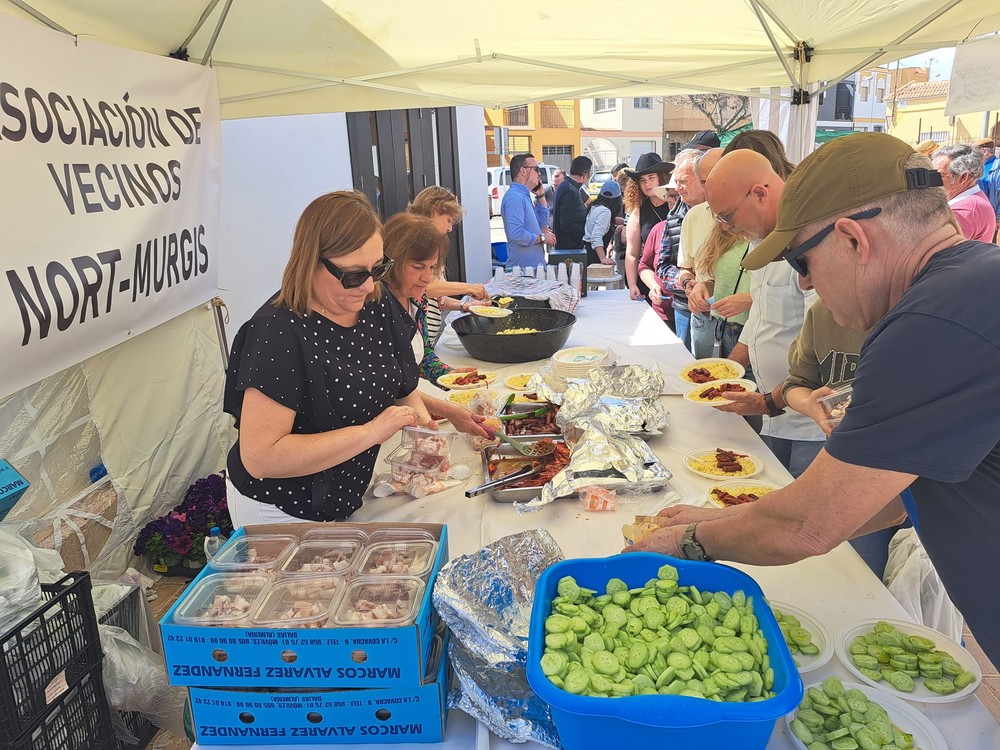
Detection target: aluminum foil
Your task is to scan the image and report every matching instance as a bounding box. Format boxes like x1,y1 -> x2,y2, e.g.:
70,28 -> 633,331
558,393 -> 670,438
587,363 -> 664,398
432,530 -> 564,748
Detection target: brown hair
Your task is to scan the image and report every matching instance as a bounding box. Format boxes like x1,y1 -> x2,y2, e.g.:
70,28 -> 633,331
274,191 -> 382,315
382,213 -> 449,292
724,130 -> 796,180
408,186 -> 464,222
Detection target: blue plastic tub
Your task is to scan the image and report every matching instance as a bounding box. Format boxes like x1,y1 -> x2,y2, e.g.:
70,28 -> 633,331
491,241 -> 508,264
526,553 -> 803,750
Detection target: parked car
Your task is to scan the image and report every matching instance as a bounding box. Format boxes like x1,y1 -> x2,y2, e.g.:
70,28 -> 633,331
488,163 -> 560,216
587,170 -> 614,198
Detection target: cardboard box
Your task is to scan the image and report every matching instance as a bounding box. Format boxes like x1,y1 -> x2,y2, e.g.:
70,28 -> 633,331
188,631 -> 450,745
162,522 -> 447,689
0,459 -> 29,522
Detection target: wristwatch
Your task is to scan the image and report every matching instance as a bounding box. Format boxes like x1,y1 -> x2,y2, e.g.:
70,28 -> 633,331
538,234 -> 545,245
763,391 -> 786,418
680,523 -> 712,562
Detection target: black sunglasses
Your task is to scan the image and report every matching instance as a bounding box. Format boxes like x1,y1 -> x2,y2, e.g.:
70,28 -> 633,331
784,207 -> 882,277
320,255 -> 394,289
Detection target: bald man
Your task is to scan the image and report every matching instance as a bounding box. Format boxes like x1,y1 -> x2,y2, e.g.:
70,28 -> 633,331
703,149 -> 825,477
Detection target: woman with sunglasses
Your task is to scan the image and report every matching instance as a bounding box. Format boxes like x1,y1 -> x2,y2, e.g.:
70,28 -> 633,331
223,191 -> 435,526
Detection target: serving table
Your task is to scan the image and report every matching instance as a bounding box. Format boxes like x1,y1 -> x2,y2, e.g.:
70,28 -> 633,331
194,290 -> 1000,750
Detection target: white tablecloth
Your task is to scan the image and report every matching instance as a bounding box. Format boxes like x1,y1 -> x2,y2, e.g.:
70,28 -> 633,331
195,290 -> 1000,750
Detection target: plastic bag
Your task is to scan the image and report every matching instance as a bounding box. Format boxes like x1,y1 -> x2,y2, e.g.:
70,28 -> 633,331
883,528 -> 964,644
0,527 -> 43,633
99,625 -> 187,737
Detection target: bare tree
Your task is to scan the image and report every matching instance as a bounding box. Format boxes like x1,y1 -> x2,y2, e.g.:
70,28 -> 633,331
664,94 -> 752,134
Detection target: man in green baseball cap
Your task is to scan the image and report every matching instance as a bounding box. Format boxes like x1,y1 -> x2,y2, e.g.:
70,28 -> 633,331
629,132 -> 1000,671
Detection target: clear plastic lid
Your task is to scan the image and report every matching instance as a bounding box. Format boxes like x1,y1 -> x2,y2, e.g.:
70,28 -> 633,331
251,576 -> 343,629
400,426 -> 455,456
333,576 -> 426,628
367,527 -> 437,545
209,534 -> 297,571
356,540 -> 437,578
173,572 -> 270,627
302,525 -> 369,545
387,447 -> 448,484
281,539 -> 363,576
817,383 -> 854,424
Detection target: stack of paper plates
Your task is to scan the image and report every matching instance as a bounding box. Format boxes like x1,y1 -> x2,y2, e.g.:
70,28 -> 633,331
549,346 -> 609,377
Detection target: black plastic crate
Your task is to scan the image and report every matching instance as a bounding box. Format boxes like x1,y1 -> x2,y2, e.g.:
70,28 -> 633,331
0,572 -> 105,738
97,586 -> 157,750
2,666 -> 116,750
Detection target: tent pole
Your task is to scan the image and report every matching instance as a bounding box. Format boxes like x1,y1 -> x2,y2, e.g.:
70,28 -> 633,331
747,0 -> 798,88
6,0 -> 72,36
173,0 -> 224,57
201,0 -> 234,65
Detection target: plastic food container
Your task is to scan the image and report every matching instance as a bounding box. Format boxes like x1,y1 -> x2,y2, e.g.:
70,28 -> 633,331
817,383 -> 853,427
281,539 -> 363,577
173,573 -> 270,627
367,528 -> 437,545
526,553 -> 803,750
333,576 -> 425,628
209,535 -> 297,571
302,525 -> 369,545
400,425 -> 455,456
251,576 -> 343,629
387,447 -> 449,484
356,541 -> 437,578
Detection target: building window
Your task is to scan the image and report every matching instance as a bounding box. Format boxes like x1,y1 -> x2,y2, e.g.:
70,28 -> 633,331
504,105 -> 529,127
509,135 -> 531,153
542,145 -> 573,157
633,97 -> 652,109
593,98 -> 616,113
876,84 -> 886,103
919,130 -> 949,142
874,125 -> 884,133
859,85 -> 869,102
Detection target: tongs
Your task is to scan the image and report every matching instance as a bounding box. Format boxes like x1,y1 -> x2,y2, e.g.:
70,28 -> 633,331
465,463 -> 543,497
483,426 -> 556,457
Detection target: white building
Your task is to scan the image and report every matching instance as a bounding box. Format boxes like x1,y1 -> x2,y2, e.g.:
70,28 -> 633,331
579,97 -> 665,169
816,67 -> 892,135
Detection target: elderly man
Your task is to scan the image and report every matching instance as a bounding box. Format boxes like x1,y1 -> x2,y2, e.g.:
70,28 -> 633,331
932,144 -> 995,242
975,137 -> 1000,241
702,149 -> 825,476
630,132 -> 1000,670
501,153 -> 556,268
543,169 -> 565,227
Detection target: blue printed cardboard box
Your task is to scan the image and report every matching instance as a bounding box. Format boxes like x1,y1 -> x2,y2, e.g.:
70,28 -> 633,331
0,460 -> 29,522
189,631 -> 451,745
162,522 -> 448,689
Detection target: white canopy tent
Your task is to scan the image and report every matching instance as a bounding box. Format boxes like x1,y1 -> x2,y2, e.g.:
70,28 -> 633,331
3,0 -> 999,120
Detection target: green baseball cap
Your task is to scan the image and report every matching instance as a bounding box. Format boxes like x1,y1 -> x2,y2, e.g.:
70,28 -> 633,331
742,132 -> 942,270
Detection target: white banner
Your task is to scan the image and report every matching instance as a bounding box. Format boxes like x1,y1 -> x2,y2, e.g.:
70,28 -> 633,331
945,35 -> 1000,116
0,14 -> 221,399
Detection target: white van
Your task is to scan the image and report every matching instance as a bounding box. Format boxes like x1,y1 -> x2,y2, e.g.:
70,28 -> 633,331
487,163 -> 559,216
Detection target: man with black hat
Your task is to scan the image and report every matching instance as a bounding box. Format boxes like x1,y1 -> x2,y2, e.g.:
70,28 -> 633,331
623,152 -> 674,302
681,129 -> 721,152
628,132 -> 1000,671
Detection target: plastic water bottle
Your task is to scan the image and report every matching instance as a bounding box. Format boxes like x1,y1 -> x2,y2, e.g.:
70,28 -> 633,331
204,526 -> 228,562
523,266 -> 534,277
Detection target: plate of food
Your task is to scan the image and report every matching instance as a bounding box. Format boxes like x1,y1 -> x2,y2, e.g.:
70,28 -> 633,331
446,388 -> 499,406
707,479 -> 780,507
767,600 -> 834,674
786,679 -> 947,750
836,618 -> 982,703
684,448 -> 762,479
469,305 -> 512,318
677,358 -> 746,384
504,372 -> 536,391
683,378 -> 758,406
436,370 -> 498,390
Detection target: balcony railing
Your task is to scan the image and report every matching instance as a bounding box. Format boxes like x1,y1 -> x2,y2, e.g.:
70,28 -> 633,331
540,103 -> 575,128
834,106 -> 854,121
504,106 -> 529,128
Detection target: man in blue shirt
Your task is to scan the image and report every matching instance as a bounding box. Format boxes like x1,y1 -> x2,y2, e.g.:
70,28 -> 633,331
976,138 -> 1000,241
501,153 -> 556,268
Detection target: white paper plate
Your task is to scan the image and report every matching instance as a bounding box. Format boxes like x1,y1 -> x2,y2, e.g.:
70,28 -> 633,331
786,681 -> 948,750
677,357 -> 746,384
683,378 -> 758,406
469,305 -> 511,318
683,448 -> 762,479
503,373 -> 535,391
446,389 -> 499,405
436,371 -> 499,390
836,618 -> 982,703
706,480 -> 780,508
551,347 -> 608,365
766,601 -> 834,674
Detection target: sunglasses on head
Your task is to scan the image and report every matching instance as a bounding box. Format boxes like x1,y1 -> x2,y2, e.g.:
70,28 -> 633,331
784,207 -> 882,276
320,255 -> 394,288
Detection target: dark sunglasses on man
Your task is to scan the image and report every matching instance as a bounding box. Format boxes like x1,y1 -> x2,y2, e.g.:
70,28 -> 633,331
320,255 -> 394,289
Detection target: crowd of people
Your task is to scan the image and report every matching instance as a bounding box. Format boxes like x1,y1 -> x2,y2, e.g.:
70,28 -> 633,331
220,126 -> 1000,672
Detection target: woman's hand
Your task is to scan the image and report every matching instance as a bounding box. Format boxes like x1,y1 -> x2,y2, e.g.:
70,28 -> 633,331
430,398 -> 490,437
688,281 -> 712,314
628,284 -> 644,301
371,405 -> 419,443
711,292 -> 752,319
808,386 -> 836,435
648,284 -> 662,304
466,284 -> 489,301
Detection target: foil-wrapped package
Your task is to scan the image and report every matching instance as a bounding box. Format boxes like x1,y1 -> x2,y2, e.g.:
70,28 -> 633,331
558,394 -> 670,438
587,363 -> 664,398
432,530 -> 564,747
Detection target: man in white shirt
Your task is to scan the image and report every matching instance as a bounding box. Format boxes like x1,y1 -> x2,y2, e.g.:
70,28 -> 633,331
704,149 -> 825,477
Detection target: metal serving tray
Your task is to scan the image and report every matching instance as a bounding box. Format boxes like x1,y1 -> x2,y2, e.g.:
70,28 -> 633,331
479,437 -> 569,503
498,400 -> 561,441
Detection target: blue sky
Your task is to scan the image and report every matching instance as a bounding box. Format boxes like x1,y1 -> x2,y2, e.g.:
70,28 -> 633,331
893,47 -> 955,80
